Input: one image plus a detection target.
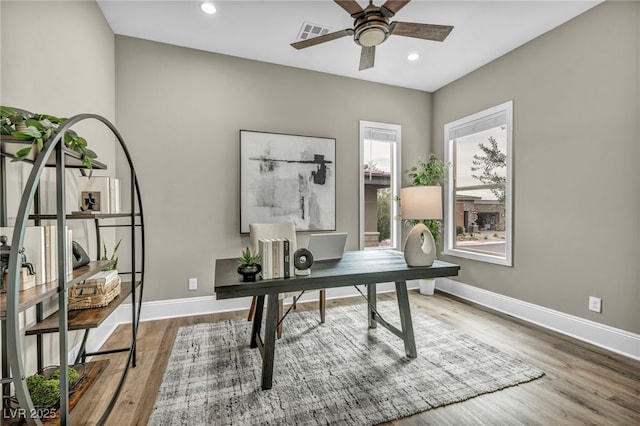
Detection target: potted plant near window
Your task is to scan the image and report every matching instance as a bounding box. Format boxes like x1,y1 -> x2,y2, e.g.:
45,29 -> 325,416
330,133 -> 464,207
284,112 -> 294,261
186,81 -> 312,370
237,247 -> 262,282
404,154 -> 448,295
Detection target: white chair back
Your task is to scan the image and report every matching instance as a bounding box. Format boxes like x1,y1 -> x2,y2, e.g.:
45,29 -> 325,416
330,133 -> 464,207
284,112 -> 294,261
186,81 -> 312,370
249,223 -> 297,255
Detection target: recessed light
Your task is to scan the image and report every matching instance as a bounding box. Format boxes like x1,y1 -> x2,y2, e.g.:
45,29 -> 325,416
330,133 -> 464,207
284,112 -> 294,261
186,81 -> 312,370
407,53 -> 420,61
200,2 -> 216,14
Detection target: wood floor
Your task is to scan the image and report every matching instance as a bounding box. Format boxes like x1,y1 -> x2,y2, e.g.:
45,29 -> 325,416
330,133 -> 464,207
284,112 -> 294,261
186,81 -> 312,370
71,291 -> 640,425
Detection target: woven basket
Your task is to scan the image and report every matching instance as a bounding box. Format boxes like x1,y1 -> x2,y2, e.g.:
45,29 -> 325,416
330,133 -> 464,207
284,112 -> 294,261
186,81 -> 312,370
69,275 -> 121,310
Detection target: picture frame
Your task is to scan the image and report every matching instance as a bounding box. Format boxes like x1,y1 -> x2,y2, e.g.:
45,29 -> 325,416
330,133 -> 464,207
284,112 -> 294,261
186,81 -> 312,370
78,176 -> 110,213
240,130 -> 336,233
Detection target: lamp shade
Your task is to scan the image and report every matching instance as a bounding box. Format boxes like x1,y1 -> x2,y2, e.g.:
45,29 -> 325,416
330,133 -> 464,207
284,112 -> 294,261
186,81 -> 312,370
400,186 -> 443,220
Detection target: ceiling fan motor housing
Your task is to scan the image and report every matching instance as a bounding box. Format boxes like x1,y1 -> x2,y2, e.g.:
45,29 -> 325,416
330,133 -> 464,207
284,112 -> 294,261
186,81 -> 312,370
354,9 -> 390,47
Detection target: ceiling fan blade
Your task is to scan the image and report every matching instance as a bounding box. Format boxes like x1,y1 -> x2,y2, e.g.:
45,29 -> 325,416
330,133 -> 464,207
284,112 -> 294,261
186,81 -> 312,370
334,0 -> 364,17
291,29 -> 353,50
381,0 -> 411,17
359,46 -> 375,71
391,22 -> 454,42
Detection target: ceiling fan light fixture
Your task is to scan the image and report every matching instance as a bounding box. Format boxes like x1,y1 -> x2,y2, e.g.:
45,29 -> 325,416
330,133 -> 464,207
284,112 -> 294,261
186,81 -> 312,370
289,0 -> 454,71
200,2 -> 216,14
356,26 -> 389,47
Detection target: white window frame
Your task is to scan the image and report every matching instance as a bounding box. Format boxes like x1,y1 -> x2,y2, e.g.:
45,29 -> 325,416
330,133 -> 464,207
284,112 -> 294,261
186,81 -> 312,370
359,120 -> 402,251
443,101 -> 513,266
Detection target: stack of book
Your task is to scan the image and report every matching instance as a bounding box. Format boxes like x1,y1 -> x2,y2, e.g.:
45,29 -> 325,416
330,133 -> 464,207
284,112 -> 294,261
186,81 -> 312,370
69,269 -> 121,310
258,238 -> 292,279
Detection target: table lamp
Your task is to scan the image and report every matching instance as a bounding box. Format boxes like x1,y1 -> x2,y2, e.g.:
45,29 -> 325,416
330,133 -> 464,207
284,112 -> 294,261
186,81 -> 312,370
400,186 -> 443,267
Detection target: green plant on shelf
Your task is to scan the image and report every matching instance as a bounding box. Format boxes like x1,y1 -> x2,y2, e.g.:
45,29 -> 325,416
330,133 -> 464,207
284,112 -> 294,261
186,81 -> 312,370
0,105 -> 97,171
25,367 -> 81,407
101,240 -> 122,271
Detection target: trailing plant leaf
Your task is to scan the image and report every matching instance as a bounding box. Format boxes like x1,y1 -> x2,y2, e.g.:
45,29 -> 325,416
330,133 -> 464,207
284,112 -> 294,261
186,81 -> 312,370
10,132 -> 33,140
1,106 -> 96,172
23,126 -> 42,138
12,146 -> 32,161
35,114 -> 65,124
0,106 -> 16,117
25,118 -> 45,130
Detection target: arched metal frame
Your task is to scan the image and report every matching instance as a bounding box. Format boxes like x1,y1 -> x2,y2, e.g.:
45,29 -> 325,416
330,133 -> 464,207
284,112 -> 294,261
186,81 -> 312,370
4,112 -> 145,425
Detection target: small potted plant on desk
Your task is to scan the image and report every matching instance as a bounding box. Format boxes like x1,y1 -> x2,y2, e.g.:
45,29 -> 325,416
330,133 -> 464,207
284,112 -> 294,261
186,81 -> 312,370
237,247 -> 262,282
403,154 -> 448,295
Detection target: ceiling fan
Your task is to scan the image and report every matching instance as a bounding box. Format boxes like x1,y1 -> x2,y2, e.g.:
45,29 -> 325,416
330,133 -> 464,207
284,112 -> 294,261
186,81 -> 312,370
291,0 -> 454,71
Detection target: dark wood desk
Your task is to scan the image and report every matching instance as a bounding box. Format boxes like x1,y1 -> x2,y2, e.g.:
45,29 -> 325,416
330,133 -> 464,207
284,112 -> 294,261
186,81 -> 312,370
214,250 -> 460,390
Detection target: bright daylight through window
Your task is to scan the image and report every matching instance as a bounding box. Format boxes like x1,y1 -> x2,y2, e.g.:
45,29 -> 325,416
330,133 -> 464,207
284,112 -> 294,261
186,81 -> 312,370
359,121 -> 401,251
444,101 -> 513,266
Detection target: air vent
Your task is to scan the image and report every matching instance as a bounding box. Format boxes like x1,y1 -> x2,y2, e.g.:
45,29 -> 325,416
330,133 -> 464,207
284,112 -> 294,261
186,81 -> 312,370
297,22 -> 331,40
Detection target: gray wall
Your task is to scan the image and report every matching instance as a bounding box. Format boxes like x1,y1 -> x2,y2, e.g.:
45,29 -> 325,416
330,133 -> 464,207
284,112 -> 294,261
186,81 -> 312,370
114,36 -> 432,302
1,0 -> 117,238
432,1 -> 640,333
1,0 -> 116,371
1,1 -> 114,117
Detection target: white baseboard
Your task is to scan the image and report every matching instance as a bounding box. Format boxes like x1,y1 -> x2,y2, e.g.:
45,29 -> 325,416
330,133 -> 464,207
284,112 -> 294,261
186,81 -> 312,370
435,277 -> 640,361
116,281 -> 418,324
72,282 -> 417,361
83,278 -> 639,362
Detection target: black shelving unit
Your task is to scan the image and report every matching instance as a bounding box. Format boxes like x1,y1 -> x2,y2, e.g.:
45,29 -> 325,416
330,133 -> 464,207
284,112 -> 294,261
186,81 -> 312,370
0,110 -> 145,425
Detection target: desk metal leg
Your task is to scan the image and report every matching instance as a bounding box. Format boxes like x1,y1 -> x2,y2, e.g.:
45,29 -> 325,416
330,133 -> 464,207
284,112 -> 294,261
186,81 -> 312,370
395,280 -> 417,358
367,283 -> 377,329
262,293 -> 279,390
250,295 -> 265,348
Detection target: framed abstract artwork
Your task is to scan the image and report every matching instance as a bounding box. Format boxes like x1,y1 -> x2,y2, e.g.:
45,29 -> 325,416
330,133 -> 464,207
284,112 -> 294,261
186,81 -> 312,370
240,130 -> 336,233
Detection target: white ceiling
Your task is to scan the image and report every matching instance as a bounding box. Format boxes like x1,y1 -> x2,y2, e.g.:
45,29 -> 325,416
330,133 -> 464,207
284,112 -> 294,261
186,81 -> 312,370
97,0 -> 602,92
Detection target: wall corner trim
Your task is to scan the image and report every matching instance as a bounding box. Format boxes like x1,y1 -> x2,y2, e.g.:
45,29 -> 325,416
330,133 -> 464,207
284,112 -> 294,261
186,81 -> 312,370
435,278 -> 640,361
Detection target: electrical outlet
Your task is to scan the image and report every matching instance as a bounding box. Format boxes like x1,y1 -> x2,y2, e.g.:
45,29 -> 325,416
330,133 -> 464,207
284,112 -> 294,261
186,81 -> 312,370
588,296 -> 601,313
189,278 -> 197,291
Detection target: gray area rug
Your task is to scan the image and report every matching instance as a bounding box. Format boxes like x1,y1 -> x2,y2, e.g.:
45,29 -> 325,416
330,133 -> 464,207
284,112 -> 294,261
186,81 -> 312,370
149,301 -> 544,425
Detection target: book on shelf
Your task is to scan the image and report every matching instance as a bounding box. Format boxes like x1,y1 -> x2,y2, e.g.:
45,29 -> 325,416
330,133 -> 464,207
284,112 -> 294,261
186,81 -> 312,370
258,238 -> 292,280
258,239 -> 273,279
266,239 -> 273,279
277,239 -> 285,279
283,238 -> 290,278
83,269 -> 118,285
273,239 -> 280,278
44,226 -> 73,282
109,178 -> 121,214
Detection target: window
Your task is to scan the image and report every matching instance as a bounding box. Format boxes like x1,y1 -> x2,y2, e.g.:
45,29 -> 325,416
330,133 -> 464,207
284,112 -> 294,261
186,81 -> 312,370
443,101 -> 513,266
359,121 -> 401,250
